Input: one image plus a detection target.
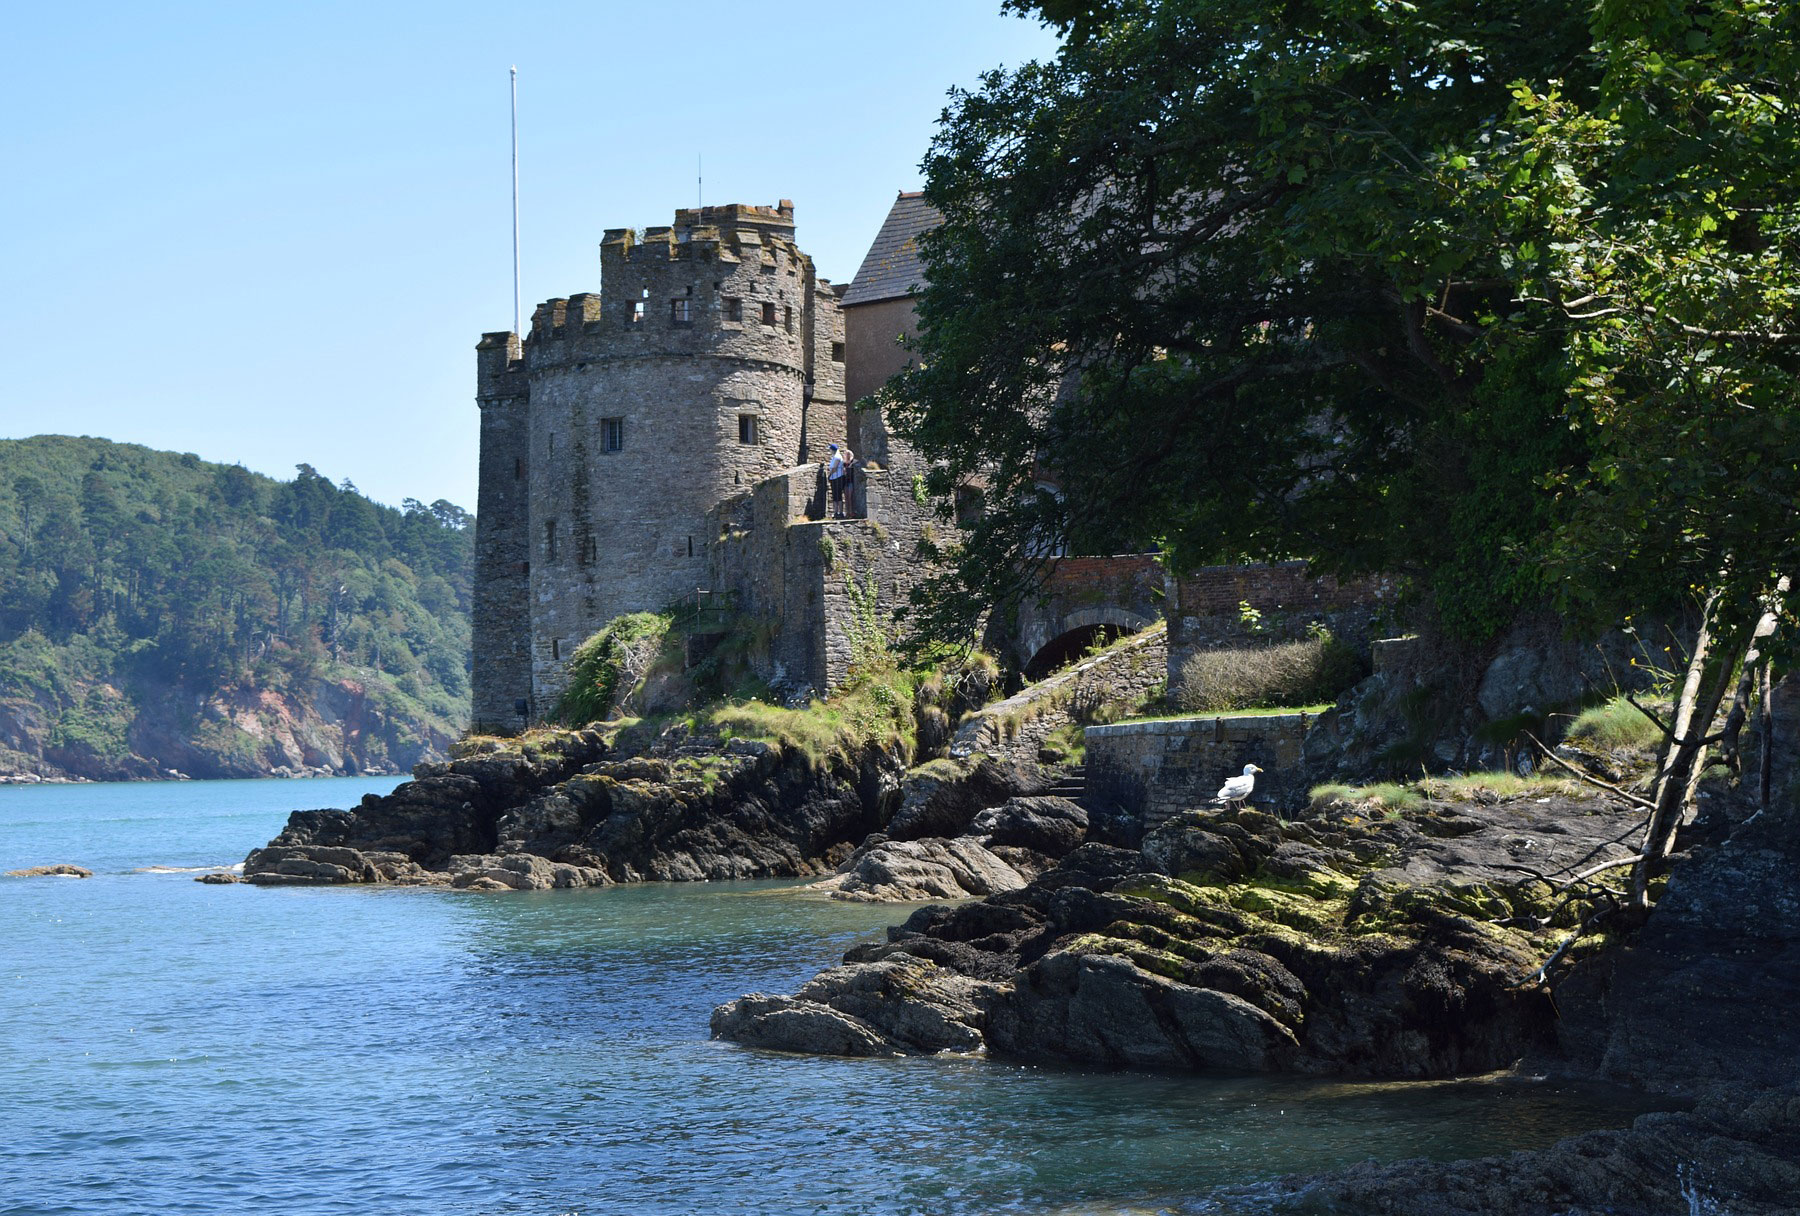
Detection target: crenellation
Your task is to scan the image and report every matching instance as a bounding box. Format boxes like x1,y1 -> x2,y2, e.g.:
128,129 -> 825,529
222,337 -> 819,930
473,200 -> 852,723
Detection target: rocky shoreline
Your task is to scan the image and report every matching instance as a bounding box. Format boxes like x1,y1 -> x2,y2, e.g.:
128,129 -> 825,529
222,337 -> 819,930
238,727 -> 912,889
234,712 -> 1800,1214
713,792 -> 1642,1074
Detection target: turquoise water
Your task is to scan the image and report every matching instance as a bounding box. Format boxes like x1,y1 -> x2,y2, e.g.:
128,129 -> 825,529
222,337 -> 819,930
1,779 -> 1648,1215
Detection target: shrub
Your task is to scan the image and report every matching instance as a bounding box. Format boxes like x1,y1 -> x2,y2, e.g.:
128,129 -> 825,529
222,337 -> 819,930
553,612 -> 673,725
1176,636 -> 1366,712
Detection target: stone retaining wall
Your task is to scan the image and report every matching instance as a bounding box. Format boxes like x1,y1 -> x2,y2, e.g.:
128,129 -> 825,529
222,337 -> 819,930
1165,561 -> 1395,709
952,625 -> 1167,763
1085,711 -> 1318,828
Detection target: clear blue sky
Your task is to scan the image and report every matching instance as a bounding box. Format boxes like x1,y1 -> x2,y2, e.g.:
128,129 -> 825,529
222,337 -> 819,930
0,2 -> 1058,511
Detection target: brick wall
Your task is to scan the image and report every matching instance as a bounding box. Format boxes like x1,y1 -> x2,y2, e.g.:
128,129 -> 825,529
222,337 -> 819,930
1001,554 -> 1164,670
1085,711 -> 1319,828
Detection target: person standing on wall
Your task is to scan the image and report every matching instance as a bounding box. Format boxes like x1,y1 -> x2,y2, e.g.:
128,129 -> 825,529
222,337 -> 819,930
827,443 -> 854,519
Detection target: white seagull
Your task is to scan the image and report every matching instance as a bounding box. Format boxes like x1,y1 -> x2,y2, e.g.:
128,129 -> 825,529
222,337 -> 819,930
1216,764 -> 1263,809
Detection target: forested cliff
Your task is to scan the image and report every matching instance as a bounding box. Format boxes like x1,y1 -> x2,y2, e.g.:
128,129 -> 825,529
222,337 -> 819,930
0,436 -> 471,781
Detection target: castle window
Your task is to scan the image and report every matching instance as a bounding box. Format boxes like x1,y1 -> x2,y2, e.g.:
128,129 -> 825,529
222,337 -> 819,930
784,305 -> 793,332
724,297 -> 742,322
601,418 -> 624,452
514,457 -> 523,480
671,298 -> 691,325
552,637 -> 566,661
579,534 -> 596,566
629,301 -> 645,324
955,485 -> 985,527
686,536 -> 694,558
738,415 -> 759,445
761,301 -> 777,326
544,519 -> 558,562
831,342 -> 845,363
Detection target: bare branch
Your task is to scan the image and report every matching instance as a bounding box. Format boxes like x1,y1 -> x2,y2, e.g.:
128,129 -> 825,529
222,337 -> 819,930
1524,731 -> 1657,809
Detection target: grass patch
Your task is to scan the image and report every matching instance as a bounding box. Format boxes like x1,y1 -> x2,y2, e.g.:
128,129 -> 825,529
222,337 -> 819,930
1309,781 -> 1424,813
1037,719 -> 1088,764
1120,703 -> 1332,725
705,663 -> 918,769
1423,772 -> 1584,800
1312,771 -> 1587,814
552,612 -> 673,725
1567,696 -> 1664,750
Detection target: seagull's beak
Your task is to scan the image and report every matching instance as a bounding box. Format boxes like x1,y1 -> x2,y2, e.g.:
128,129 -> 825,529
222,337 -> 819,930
1251,765 -> 1263,772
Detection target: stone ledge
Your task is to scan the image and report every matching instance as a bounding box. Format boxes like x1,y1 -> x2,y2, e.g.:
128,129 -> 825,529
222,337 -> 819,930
1086,711 -> 1315,739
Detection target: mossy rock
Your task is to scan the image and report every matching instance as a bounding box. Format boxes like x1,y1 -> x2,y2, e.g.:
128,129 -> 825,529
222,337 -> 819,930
1221,884 -> 1346,933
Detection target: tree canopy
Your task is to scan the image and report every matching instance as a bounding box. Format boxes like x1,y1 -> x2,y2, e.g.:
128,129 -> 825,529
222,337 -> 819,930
0,436 -> 473,768
888,0 -> 1799,651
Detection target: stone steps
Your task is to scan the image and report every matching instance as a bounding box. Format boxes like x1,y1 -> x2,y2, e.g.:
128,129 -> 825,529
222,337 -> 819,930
1046,763 -> 1087,803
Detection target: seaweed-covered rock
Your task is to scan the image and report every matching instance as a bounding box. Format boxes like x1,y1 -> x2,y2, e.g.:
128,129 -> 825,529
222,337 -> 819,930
1238,1085 -> 1800,1216
718,794 -> 1648,1077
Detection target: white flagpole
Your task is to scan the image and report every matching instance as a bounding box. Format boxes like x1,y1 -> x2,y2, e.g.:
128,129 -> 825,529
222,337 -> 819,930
511,66 -> 521,337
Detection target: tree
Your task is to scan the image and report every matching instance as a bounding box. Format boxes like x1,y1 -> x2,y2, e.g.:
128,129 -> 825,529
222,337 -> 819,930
1503,0 -> 1800,912
894,0 -> 1800,915
886,0 -> 1598,644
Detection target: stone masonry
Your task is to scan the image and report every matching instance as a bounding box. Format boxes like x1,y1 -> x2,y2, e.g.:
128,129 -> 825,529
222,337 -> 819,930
472,202 -> 849,729
1165,562 -> 1395,708
1085,712 -> 1319,827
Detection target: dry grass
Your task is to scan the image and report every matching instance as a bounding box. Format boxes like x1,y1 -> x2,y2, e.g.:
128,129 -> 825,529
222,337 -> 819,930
1311,771 -> 1586,814
1177,637 -> 1364,713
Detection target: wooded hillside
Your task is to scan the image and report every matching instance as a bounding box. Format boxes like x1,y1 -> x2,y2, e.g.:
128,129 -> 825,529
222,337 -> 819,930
0,435 -> 472,780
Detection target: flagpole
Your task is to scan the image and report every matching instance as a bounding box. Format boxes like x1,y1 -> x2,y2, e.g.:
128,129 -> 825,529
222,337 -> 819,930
511,66 -> 521,337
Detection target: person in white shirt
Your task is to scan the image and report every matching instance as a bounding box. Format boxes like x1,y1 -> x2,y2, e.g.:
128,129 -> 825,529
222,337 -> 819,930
827,443 -> 854,518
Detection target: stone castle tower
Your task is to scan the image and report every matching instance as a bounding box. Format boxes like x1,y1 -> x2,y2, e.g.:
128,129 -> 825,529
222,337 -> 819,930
472,202 -> 847,730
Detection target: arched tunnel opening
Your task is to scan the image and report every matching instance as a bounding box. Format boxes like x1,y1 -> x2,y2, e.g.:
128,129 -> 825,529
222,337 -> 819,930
1023,623 -> 1130,682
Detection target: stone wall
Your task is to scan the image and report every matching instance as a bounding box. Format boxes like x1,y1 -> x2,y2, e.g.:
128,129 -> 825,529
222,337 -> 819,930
706,463 -> 941,697
997,554 -> 1164,673
1166,562 -> 1394,706
471,333 -> 532,731
952,626 -> 1168,764
470,202 -> 848,716
1085,711 -> 1319,829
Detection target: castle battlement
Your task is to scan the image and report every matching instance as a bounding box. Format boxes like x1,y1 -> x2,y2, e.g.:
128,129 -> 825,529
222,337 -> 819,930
475,332 -> 524,401
470,199 -> 851,731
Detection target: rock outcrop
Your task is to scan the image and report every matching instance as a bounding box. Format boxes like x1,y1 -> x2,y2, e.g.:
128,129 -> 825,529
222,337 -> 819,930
799,765 -> 1082,902
1236,1085 -> 1800,1216
5,864 -> 92,878
244,728 -> 905,888
804,836 -> 1032,902
718,793 -> 1647,1073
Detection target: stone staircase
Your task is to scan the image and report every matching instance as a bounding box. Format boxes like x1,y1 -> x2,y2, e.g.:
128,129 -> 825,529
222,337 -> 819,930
1046,763 -> 1087,805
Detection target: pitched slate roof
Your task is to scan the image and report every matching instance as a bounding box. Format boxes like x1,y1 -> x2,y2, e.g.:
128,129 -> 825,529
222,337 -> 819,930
841,192 -> 943,308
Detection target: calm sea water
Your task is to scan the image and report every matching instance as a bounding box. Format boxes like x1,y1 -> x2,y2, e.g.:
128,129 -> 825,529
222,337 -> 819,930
1,778 -> 1650,1216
